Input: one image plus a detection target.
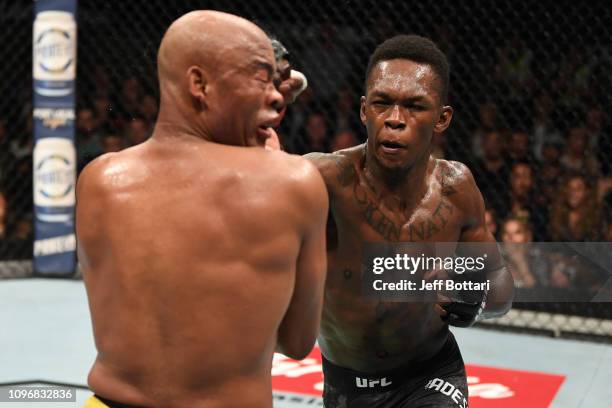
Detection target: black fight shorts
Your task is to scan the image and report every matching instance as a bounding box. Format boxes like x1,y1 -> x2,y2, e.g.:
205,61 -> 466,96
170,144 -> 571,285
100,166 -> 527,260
322,332 -> 468,408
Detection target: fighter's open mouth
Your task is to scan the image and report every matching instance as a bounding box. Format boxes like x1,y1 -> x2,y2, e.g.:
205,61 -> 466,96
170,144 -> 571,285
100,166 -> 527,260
380,141 -> 405,148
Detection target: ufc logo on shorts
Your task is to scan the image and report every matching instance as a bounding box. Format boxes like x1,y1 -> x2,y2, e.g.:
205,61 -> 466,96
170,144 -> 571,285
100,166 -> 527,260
355,377 -> 392,388
424,378 -> 467,408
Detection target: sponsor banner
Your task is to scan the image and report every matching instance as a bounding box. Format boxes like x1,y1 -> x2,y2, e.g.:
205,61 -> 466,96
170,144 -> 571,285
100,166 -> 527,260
33,137 -> 76,275
34,222 -> 75,275
33,137 -> 76,211
272,346 -> 564,408
33,2 -> 76,97
33,105 -> 76,138
34,233 -> 76,257
33,0 -> 77,276
362,242 -> 612,302
466,364 -> 565,408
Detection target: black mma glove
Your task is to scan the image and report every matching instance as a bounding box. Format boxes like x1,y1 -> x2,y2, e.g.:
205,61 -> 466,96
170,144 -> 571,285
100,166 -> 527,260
270,37 -> 307,103
442,289 -> 488,328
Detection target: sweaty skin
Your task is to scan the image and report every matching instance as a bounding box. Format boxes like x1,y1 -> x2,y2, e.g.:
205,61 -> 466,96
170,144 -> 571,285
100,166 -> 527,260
306,59 -> 513,372
77,11 -> 328,408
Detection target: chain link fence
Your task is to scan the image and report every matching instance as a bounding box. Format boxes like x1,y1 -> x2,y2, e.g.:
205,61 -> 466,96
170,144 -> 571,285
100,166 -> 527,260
2,0 -> 612,338
0,1 -> 34,277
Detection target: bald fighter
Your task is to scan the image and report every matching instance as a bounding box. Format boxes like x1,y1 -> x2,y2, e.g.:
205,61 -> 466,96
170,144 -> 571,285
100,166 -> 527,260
77,11 -> 328,408
305,35 -> 514,407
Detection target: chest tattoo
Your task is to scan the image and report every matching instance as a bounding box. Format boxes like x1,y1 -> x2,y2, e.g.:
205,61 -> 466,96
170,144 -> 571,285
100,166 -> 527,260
335,159 -> 458,242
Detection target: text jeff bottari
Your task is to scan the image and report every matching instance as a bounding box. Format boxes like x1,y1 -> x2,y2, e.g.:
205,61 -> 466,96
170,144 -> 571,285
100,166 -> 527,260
373,279 -> 490,291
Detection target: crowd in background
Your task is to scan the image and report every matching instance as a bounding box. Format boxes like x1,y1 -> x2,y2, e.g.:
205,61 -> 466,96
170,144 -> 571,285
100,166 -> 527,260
0,23 -> 611,293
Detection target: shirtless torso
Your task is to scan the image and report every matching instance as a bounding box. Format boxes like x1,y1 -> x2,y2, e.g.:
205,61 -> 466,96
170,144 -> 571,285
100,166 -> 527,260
78,138 -> 327,407
308,145 -> 494,372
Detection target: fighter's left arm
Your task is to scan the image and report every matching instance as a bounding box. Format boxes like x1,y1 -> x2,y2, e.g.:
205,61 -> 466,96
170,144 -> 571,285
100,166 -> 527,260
455,164 -> 514,321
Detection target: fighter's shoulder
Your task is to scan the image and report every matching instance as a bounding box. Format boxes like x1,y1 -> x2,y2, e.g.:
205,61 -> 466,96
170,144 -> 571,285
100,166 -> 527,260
77,152 -> 118,194
304,144 -> 364,185
267,151 -> 328,212
436,159 -> 478,191
436,159 -> 483,213
77,149 -> 139,195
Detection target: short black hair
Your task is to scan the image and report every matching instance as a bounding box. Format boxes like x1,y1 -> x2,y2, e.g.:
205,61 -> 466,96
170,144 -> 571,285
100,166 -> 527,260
365,35 -> 449,104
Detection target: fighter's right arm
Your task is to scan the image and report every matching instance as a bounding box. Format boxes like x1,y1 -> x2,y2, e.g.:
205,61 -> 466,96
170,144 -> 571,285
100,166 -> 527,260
276,159 -> 329,360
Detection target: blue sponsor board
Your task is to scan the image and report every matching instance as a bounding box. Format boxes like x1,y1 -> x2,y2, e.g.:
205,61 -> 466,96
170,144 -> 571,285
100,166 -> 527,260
33,103 -> 75,138
33,0 -> 77,276
34,221 -> 76,275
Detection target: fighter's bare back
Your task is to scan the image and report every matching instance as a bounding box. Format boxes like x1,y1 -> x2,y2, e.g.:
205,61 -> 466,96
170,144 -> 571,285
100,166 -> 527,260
308,144 -> 487,372
77,136 -> 327,408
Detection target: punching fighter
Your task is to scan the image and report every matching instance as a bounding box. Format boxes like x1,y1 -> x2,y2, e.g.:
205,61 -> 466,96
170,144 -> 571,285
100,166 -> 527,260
305,35 -> 514,407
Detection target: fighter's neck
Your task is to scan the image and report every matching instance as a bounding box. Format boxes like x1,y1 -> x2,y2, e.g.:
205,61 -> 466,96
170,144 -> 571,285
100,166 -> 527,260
362,146 -> 432,207
152,120 -> 214,142
154,103 -> 215,142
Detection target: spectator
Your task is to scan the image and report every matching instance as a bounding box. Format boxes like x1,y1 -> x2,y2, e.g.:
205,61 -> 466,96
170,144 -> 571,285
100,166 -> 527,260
10,213 -> 33,259
92,95 -> 115,131
599,178 -> 612,206
501,217 -> 539,288
531,91 -> 563,159
538,141 -> 564,204
551,46 -> 590,108
471,130 -> 510,217
295,111 -> 330,154
507,129 -> 536,167
12,214 -> 33,241
92,65 -> 112,98
6,157 -> 33,214
549,173 -> 602,241
501,162 -> 548,241
330,130 -> 358,152
493,36 -> 534,99
484,208 -> 499,240
125,117 -> 150,146
560,126 -> 600,178
139,94 -> 159,126
584,105 -> 610,176
470,100 -> 499,158
117,77 -> 143,123
585,105 -> 604,152
501,217 -> 571,288
101,133 -> 125,153
331,86 -> 361,135
9,113 -> 33,161
77,108 -> 102,169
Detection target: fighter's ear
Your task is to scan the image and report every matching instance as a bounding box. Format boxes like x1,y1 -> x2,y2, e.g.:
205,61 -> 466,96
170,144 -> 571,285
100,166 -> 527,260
360,96 -> 367,124
434,105 -> 453,134
187,66 -> 209,108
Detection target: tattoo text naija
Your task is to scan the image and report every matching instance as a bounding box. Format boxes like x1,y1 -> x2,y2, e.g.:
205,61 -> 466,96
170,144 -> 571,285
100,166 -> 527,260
334,158 -> 457,241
